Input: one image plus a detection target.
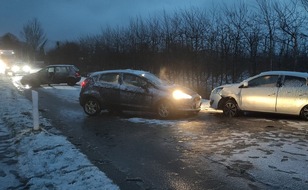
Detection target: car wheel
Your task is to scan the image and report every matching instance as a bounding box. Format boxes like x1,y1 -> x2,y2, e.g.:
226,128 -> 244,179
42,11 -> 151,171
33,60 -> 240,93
67,78 -> 76,86
300,105 -> 308,120
223,99 -> 239,117
157,101 -> 173,119
83,98 -> 101,116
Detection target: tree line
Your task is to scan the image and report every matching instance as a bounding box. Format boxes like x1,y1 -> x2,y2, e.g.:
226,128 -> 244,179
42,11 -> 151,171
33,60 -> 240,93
1,0 -> 308,97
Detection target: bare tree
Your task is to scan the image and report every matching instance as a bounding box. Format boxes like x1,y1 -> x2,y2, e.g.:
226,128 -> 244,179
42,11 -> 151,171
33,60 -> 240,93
274,1 -> 306,70
21,18 -> 47,52
222,2 -> 248,82
301,0 -> 308,11
256,0 -> 278,70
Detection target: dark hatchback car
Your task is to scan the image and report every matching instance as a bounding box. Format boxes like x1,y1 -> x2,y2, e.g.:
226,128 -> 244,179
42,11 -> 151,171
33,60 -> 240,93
21,64 -> 81,87
79,69 -> 202,119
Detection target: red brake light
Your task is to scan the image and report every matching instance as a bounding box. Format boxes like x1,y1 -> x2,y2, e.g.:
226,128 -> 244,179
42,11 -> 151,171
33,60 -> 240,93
81,80 -> 87,88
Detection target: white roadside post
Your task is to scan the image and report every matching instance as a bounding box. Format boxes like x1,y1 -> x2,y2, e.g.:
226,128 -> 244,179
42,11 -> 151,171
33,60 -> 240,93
32,90 -> 40,130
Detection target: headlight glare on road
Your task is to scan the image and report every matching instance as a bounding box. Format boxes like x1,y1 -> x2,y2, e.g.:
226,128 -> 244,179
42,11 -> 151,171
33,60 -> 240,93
22,65 -> 31,72
0,60 -> 6,74
172,90 -> 192,100
12,65 -> 20,72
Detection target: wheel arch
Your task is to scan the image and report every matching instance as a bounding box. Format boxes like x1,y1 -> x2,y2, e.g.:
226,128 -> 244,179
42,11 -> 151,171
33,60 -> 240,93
155,98 -> 175,119
67,77 -> 77,85
218,97 -> 237,110
154,98 -> 174,109
299,104 -> 308,120
80,94 -> 102,107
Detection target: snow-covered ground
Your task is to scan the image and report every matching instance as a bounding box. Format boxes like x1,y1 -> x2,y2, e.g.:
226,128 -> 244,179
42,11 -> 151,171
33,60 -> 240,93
0,75 -> 119,189
1,74 -> 308,189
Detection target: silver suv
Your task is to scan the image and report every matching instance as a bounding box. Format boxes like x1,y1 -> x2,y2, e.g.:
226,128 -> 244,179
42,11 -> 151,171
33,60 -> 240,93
210,71 -> 308,120
79,69 -> 202,119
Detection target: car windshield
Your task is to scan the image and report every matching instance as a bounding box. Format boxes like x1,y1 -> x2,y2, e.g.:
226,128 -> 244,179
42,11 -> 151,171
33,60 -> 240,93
140,72 -> 171,86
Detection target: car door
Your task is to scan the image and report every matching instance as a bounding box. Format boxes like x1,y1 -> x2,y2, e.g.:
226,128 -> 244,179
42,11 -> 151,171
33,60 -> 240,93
37,67 -> 52,84
240,75 -> 280,113
120,73 -> 152,110
54,66 -> 68,83
96,72 -> 121,107
276,75 -> 308,114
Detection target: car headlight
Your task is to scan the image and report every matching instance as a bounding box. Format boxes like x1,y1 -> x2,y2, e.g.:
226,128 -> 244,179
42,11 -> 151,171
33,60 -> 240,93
212,87 -> 223,95
172,90 -> 192,100
22,65 -> 31,72
12,65 -> 20,72
0,60 -> 6,74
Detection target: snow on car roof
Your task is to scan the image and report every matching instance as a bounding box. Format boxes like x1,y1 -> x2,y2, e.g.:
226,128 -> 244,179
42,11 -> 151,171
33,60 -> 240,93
90,69 -> 151,76
260,71 -> 308,78
47,64 -> 76,67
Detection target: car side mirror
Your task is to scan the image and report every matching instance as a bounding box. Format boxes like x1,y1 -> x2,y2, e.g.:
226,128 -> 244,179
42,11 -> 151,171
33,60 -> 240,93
240,81 -> 248,88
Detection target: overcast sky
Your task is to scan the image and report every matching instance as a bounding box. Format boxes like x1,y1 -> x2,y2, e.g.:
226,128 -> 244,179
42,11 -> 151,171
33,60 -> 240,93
0,0 -> 244,46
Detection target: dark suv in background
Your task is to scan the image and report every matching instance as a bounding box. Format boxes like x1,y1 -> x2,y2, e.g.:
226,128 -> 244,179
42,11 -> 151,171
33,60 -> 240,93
79,69 -> 202,119
21,64 -> 81,87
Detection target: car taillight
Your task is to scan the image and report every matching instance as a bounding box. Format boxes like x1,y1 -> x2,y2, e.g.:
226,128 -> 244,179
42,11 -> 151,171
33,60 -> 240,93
75,72 -> 80,77
81,80 -> 88,88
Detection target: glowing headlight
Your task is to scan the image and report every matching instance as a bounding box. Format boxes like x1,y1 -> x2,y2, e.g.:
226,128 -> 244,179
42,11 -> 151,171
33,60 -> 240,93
172,90 -> 192,100
22,65 -> 31,72
12,65 -> 20,72
0,60 -> 6,74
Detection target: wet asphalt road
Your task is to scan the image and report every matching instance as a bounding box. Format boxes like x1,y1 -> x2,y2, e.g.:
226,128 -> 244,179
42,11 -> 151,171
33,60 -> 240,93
21,86 -> 308,190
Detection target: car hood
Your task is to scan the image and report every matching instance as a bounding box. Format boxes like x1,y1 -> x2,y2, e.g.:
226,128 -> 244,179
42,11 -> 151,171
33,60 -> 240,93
160,84 -> 199,96
219,82 -> 242,88
22,72 -> 38,78
219,82 -> 243,96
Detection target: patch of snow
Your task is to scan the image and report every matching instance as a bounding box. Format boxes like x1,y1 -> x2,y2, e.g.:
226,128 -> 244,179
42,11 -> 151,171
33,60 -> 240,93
210,130 -> 308,189
0,75 -> 119,189
125,117 -> 188,126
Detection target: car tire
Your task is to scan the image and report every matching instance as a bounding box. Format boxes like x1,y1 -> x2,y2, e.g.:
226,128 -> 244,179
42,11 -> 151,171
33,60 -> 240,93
300,105 -> 308,120
223,99 -> 240,117
83,98 -> 101,116
67,78 -> 76,86
157,101 -> 173,119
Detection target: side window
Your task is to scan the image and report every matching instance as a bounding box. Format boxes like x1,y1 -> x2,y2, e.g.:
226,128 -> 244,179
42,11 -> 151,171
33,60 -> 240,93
123,74 -> 147,87
56,66 -> 67,73
249,75 -> 279,87
99,73 -> 119,84
47,67 -> 55,73
283,76 -> 306,87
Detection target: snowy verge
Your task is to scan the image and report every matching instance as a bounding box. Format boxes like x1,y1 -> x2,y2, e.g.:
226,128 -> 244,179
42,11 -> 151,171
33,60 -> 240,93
0,75 -> 119,190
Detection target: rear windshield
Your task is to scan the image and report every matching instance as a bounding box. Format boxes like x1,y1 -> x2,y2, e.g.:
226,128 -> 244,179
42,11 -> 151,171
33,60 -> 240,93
72,65 -> 79,71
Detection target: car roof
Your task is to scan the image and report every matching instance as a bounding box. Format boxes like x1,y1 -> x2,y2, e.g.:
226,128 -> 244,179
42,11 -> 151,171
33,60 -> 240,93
260,71 -> 308,78
90,69 -> 151,76
47,64 -> 76,67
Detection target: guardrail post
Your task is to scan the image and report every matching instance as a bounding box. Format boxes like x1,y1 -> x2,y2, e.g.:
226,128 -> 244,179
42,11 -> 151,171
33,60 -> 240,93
32,90 -> 39,130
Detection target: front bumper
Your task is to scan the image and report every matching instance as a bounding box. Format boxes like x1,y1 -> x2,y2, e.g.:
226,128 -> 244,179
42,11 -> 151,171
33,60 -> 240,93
209,93 -> 222,109
173,95 -> 202,112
